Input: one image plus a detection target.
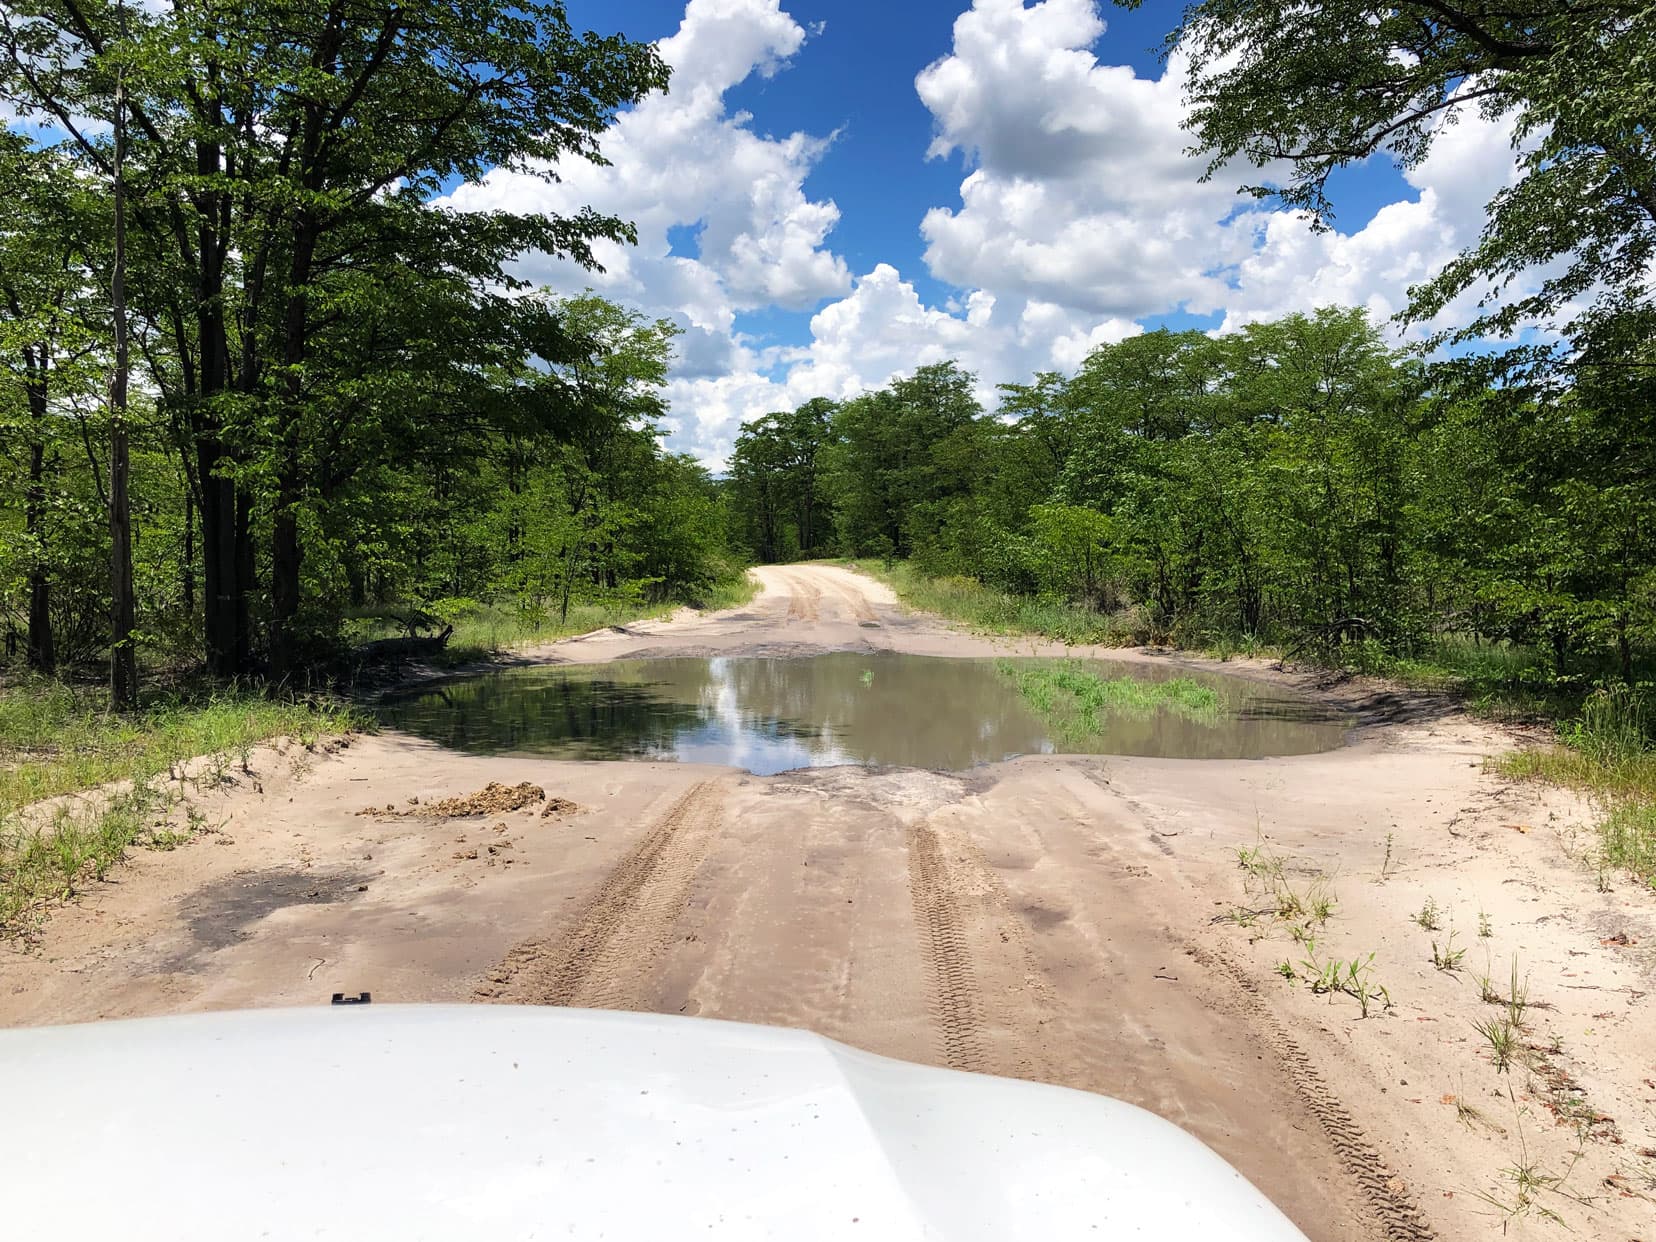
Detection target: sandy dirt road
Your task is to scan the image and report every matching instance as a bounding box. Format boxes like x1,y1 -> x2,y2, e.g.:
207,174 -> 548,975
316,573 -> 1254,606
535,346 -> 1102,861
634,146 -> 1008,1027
4,564 -> 1653,1240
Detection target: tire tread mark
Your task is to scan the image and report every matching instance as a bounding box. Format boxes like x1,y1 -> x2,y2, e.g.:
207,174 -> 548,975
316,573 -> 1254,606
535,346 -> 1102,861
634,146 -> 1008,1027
1188,941 -> 1437,1242
907,822 -> 985,1070
476,781 -> 724,1009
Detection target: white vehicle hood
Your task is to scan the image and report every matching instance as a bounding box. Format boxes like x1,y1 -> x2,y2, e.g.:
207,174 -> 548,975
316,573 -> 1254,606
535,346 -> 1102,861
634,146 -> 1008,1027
0,1005 -> 1307,1240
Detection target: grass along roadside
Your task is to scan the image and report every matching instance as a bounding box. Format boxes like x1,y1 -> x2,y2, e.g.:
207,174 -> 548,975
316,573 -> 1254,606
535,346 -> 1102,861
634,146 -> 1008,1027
847,560 -> 1139,646
1491,686 -> 1656,889
355,568 -> 761,666
0,680 -> 362,938
849,560 -> 1613,718
854,560 -> 1655,889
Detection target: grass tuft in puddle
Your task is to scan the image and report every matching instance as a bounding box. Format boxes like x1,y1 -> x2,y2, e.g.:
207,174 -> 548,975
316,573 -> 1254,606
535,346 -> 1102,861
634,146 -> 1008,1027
996,659 -> 1220,741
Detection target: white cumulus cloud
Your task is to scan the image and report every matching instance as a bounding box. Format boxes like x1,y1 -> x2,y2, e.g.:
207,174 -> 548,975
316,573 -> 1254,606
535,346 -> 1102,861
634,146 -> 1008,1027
446,0 -> 850,339
447,0 -> 1538,468
912,0 -> 1538,346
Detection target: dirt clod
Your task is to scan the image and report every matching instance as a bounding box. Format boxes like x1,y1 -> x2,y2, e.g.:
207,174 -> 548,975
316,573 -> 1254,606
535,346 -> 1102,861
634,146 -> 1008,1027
359,781 -> 547,819
540,797 -> 582,818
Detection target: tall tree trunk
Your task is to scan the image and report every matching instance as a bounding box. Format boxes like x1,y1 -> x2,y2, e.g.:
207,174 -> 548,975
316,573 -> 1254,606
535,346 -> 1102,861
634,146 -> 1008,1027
109,30 -> 138,709
198,450 -> 240,673
270,479 -> 301,684
236,487 -> 255,665
24,367 -> 54,674
194,244 -> 248,677
182,483 -> 196,614
268,218 -> 317,687
193,98 -> 251,677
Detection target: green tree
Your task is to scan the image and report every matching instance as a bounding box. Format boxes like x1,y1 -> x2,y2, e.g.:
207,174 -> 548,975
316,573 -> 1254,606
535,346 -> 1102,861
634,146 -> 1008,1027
1159,0 -> 1654,347
830,361 -> 981,559
1,0 -> 668,678
728,397 -> 837,562
0,136 -> 104,673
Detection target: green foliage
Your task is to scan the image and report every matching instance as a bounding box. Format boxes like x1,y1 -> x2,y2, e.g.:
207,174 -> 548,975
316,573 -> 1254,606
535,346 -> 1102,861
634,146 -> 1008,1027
727,399 -> 837,563
1165,0 -> 1655,351
856,561 -> 1138,646
996,659 -> 1220,742
738,302 -> 1655,717
828,361 -> 982,562
0,0 -> 683,682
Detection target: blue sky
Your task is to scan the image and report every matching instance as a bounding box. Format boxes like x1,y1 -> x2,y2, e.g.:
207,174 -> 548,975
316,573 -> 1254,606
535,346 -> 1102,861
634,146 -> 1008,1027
452,1 -> 1526,464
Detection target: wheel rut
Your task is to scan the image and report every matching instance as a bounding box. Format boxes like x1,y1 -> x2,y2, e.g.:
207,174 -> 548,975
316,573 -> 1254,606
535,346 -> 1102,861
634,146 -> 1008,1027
476,780 -> 726,1009
907,821 -> 988,1071
1187,942 -> 1436,1242
782,570 -> 822,622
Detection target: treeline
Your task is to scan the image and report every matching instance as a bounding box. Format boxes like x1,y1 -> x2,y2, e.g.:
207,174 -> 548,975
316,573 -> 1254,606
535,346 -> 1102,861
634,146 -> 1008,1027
727,308 -> 1654,679
0,1 -> 739,689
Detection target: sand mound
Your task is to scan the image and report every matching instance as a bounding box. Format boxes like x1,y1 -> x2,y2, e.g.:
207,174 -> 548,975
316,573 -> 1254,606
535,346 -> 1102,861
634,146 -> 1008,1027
358,782 -> 555,819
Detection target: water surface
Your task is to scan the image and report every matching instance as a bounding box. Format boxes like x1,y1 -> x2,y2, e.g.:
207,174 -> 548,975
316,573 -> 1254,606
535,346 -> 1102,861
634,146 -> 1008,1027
377,653 -> 1348,775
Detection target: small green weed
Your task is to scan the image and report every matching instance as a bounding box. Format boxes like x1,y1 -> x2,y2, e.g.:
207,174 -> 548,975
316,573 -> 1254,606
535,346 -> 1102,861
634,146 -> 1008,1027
1473,1014 -> 1518,1073
1431,927 -> 1466,972
1298,939 -> 1390,1017
1467,1089 -> 1592,1230
1503,956 -> 1530,1030
1476,959 -> 1501,1005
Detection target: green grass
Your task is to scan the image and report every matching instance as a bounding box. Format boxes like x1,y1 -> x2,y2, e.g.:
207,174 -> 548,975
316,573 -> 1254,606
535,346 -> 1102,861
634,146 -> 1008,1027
697,568 -> 762,612
997,659 -> 1221,741
848,561 -> 1139,646
435,599 -> 679,662
362,569 -> 760,665
0,679 -> 362,937
1330,636 -> 1582,721
853,561 -> 1578,708
1492,685 -> 1656,889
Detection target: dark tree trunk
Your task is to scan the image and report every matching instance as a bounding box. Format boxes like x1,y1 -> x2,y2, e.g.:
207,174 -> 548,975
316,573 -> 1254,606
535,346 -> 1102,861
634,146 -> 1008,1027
109,42 -> 138,709
198,448 -> 245,675
236,487 -> 255,666
23,367 -> 54,674
268,219 -> 317,687
190,96 -> 254,678
182,484 -> 196,614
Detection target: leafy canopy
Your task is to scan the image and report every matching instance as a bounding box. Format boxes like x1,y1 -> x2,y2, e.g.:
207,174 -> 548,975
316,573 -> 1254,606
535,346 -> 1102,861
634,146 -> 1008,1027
1145,0 -> 1656,345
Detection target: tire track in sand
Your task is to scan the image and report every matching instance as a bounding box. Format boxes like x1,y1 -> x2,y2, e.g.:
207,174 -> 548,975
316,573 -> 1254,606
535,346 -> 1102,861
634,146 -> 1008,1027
476,780 -> 726,1009
1186,942 -> 1436,1242
817,572 -> 879,624
782,569 -> 822,622
907,821 -> 987,1071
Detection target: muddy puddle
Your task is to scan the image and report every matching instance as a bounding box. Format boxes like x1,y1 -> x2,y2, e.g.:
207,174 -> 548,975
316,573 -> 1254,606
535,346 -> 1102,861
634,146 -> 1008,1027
376,653 -> 1348,774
